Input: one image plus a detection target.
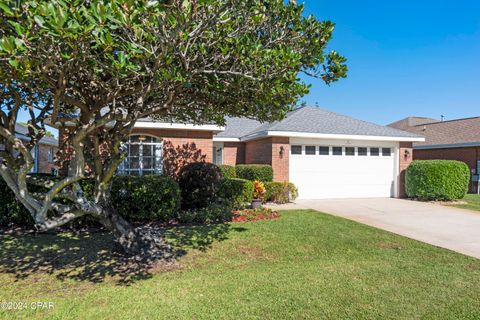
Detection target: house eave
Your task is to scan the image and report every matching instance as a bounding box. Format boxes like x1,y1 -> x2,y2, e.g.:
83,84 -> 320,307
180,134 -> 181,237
134,121 -> 224,133
240,131 -> 425,142
414,142 -> 480,150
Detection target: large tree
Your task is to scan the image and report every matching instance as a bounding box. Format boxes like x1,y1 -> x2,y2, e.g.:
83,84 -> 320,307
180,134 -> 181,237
0,0 -> 347,257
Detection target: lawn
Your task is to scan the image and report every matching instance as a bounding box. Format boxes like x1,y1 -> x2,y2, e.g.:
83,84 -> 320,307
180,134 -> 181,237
1,210 -> 480,319
451,194 -> 480,212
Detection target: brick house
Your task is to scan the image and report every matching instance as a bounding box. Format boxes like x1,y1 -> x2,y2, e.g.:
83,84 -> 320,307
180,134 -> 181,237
389,116 -> 480,191
4,124 -> 58,174
61,106 -> 420,199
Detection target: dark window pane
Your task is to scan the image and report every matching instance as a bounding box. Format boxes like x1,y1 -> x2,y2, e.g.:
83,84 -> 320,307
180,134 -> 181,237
130,136 -> 140,143
129,145 -> 139,156
358,147 -> 367,156
291,145 -> 302,155
319,146 -> 329,155
370,147 -> 379,156
143,145 -> 152,157
332,147 -> 342,155
305,146 -> 316,155
382,148 -> 391,156
129,157 -> 140,169
345,147 -> 355,156
143,157 -> 153,169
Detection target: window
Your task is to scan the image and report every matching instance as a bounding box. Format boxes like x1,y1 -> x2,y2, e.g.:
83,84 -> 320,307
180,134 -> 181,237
29,146 -> 38,173
213,142 -> 224,165
48,147 -> 55,163
332,147 -> 343,156
319,146 -> 329,155
345,147 -> 355,156
382,148 -> 391,156
305,146 -> 316,155
370,147 -> 379,156
291,145 -> 302,155
118,135 -> 163,176
358,147 -> 367,156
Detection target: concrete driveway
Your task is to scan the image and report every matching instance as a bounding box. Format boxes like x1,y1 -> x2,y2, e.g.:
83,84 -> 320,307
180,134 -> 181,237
271,198 -> 480,259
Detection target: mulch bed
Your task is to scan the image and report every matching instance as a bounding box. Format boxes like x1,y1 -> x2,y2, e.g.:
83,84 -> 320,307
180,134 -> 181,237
232,208 -> 280,223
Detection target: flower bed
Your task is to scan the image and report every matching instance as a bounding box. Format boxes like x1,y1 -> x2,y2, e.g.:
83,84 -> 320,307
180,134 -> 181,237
232,208 -> 280,223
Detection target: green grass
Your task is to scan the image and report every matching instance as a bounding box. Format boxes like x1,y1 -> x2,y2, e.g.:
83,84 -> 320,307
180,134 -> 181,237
451,194 -> 480,212
1,210 -> 480,319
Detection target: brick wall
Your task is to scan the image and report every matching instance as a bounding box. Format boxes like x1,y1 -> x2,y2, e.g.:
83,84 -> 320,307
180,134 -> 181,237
131,128 -> 213,163
414,146 -> 480,191
245,138 -> 272,165
244,137 -> 289,182
223,142 -> 245,165
271,137 -> 289,181
58,127 -> 214,174
399,142 -> 413,197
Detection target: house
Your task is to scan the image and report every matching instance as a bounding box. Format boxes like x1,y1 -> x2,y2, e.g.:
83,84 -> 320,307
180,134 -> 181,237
0,124 -> 58,174
108,106 -> 423,199
389,116 -> 480,191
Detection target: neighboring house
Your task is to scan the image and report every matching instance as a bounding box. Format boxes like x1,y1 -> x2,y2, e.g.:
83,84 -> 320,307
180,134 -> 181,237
75,106 -> 420,199
389,116 -> 480,191
0,124 -> 58,174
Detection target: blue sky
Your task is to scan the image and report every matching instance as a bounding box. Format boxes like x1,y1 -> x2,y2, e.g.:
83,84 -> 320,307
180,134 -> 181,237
299,0 -> 480,125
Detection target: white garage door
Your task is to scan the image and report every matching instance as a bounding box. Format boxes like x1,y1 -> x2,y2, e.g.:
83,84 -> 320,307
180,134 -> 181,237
289,139 -> 398,199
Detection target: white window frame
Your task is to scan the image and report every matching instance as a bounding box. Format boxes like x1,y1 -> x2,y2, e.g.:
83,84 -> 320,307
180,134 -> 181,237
118,134 -> 163,176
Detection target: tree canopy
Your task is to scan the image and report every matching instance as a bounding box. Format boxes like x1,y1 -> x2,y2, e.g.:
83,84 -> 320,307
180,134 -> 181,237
0,0 -> 347,257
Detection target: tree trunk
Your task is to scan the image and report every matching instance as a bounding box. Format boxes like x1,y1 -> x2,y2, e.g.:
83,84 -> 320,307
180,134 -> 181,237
97,194 -> 174,261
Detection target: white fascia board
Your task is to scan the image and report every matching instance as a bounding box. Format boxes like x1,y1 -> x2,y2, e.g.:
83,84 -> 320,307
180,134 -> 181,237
264,131 -> 425,142
134,121 -> 224,132
212,137 -> 241,142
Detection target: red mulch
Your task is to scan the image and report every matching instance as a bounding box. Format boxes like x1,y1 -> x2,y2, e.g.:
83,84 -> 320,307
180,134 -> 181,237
232,208 -> 280,223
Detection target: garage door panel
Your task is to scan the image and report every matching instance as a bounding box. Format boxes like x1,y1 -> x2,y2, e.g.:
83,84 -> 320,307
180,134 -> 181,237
290,143 -> 396,199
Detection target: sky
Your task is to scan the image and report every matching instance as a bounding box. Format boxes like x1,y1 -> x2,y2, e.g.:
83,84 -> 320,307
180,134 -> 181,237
299,0 -> 480,125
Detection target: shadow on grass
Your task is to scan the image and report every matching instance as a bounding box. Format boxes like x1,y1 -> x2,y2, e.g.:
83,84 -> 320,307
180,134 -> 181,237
0,223 -> 246,285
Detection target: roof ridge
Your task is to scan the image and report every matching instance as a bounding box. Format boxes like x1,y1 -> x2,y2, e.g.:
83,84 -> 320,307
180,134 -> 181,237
412,116 -> 480,126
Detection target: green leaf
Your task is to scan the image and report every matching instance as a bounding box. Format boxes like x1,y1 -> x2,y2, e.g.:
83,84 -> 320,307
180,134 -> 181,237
34,16 -> 45,28
8,59 -> 19,68
0,3 -> 13,16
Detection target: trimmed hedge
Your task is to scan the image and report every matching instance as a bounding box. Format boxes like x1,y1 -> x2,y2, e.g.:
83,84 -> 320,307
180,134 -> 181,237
0,175 -> 181,226
236,164 -> 273,182
178,162 -> 223,210
111,175 -> 181,222
219,165 -> 236,179
219,178 -> 254,209
405,160 -> 470,201
264,182 -> 298,204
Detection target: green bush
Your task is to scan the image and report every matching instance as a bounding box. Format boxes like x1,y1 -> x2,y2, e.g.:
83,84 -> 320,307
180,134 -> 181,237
236,164 -> 273,182
264,182 -> 298,204
0,175 -> 181,226
111,175 -> 181,222
219,165 -> 236,179
178,162 -> 223,210
177,201 -> 233,224
406,160 -> 470,201
219,178 -> 254,209
0,179 -> 33,227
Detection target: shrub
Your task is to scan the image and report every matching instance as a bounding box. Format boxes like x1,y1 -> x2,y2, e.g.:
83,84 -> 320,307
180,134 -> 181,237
236,164 -> 273,182
177,201 -> 233,224
406,160 -> 470,201
0,179 -> 33,227
219,178 -> 254,209
264,182 -> 298,204
0,175 -> 181,226
178,162 -> 223,209
219,165 -> 236,179
111,175 -> 181,222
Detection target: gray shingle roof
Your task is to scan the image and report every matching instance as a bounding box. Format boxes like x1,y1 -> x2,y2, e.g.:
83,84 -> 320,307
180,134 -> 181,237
15,124 -> 58,146
214,117 -> 263,138
216,106 -> 422,139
